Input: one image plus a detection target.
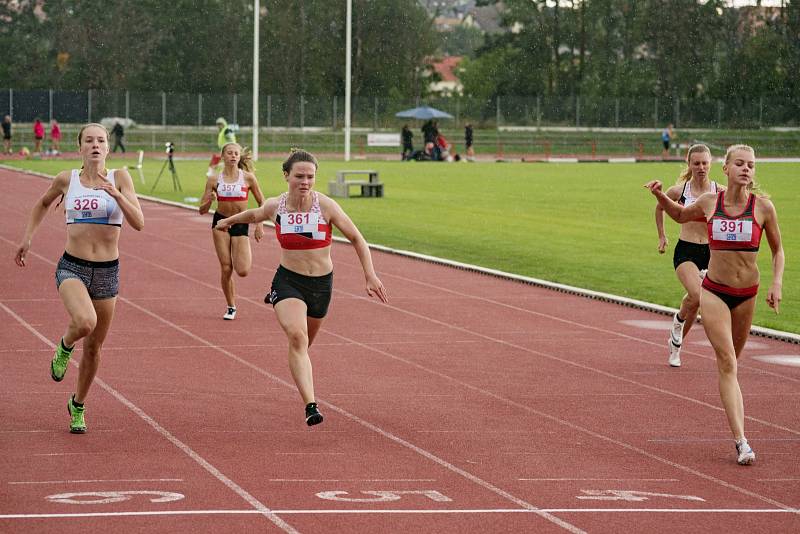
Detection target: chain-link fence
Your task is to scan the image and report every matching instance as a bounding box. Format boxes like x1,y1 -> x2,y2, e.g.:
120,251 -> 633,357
2,89 -> 798,130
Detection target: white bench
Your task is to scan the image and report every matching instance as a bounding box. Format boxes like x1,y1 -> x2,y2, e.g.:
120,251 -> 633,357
328,170 -> 384,198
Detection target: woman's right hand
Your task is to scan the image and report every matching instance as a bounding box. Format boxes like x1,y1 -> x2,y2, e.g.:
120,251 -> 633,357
658,236 -> 668,254
644,180 -> 663,194
214,217 -> 230,232
14,240 -> 30,267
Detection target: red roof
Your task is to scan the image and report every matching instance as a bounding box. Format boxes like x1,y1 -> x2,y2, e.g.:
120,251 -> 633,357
431,56 -> 462,83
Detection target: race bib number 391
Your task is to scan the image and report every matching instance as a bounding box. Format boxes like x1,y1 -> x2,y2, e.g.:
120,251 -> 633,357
712,219 -> 753,242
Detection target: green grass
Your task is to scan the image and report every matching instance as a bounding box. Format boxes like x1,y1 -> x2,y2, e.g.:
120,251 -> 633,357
4,155 -> 798,334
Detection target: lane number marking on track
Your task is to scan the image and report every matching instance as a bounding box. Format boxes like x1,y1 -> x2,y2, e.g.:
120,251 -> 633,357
577,490 -> 704,502
316,490 -> 452,503
46,490 -> 185,505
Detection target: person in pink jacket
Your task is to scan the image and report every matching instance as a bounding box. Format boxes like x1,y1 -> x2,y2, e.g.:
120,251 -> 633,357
33,118 -> 45,153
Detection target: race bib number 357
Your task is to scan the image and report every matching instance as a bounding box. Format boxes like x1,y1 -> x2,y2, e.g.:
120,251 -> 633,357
712,219 -> 753,242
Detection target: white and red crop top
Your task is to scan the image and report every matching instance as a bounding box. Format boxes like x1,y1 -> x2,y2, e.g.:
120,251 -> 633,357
216,169 -> 249,202
274,192 -> 332,250
707,191 -> 762,252
65,169 -> 123,226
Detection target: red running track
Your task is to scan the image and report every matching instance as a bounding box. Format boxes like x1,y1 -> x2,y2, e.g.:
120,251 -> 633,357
0,167 -> 798,533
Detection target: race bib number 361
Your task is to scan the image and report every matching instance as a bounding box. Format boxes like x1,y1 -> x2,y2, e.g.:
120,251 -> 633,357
712,219 -> 753,242
282,212 -> 320,234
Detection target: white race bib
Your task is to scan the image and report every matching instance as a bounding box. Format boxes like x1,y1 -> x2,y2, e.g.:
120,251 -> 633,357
712,219 -> 753,242
281,212 -> 320,234
67,194 -> 108,220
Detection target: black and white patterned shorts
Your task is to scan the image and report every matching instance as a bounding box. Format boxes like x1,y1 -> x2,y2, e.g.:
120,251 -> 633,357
55,252 -> 120,300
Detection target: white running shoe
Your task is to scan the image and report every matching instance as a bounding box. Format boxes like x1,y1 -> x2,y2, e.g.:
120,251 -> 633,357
223,306 -> 237,320
736,439 -> 756,465
668,339 -> 682,367
668,313 -> 683,367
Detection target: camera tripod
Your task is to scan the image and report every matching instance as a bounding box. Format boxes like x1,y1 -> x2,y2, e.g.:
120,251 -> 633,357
150,154 -> 182,193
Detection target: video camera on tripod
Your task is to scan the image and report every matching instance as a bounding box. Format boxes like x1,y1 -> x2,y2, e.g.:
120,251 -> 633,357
150,141 -> 182,193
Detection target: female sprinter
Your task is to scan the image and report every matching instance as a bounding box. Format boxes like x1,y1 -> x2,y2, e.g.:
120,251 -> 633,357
646,145 -> 784,465
214,149 -> 388,426
14,123 -> 144,433
199,142 -> 265,320
654,144 -> 722,367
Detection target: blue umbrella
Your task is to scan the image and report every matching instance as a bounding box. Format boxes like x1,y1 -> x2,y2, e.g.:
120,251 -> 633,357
395,105 -> 454,120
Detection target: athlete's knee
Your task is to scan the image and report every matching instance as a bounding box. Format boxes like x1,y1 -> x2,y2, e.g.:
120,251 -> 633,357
219,263 -> 234,278
71,314 -> 97,338
715,351 -> 737,375
285,327 -> 309,351
234,265 -> 250,277
684,291 -> 701,312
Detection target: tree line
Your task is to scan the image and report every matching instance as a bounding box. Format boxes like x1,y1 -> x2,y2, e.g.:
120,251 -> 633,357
2,0 -> 799,105
0,0 -> 438,98
461,0 -> 800,103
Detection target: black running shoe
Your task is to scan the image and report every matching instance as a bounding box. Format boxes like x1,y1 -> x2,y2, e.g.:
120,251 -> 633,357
305,402 -> 323,426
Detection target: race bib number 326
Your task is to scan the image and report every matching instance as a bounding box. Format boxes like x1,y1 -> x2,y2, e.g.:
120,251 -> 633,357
712,219 -> 753,242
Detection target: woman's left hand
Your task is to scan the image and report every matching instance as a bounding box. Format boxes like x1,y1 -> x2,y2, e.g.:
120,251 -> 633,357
94,178 -> 122,199
366,274 -> 388,303
766,285 -> 781,314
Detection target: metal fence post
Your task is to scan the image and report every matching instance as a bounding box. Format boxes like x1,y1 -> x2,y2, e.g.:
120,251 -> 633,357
162,91 -> 166,128
653,97 -> 658,129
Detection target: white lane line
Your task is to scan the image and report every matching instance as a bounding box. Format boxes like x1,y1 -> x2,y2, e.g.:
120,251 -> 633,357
115,296 -> 586,534
9,479 -> 184,485
319,294 -> 799,513
269,478 -> 436,482
1,508 -> 798,519
517,478 -> 680,482
0,299 -> 300,534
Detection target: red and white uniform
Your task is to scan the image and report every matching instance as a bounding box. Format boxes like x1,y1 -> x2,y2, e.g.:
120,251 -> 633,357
216,170 -> 249,202
274,192 -> 332,250
707,191 -> 762,252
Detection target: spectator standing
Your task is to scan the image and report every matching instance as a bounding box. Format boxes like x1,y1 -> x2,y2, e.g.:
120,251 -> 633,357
2,115 -> 11,155
111,122 -> 126,153
661,123 -> 674,158
33,118 -> 45,153
207,118 -> 237,177
465,123 -> 475,161
401,125 -> 414,161
50,119 -> 62,154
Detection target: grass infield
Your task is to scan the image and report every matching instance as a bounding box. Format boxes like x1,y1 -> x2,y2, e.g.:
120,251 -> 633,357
4,155 -> 797,335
